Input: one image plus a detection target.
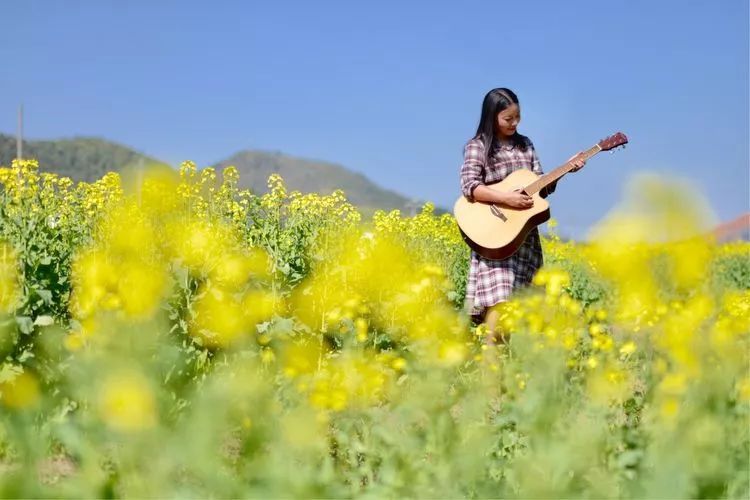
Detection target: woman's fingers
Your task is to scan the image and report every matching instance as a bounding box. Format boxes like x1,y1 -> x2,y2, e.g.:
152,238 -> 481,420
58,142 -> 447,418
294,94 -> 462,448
568,151 -> 586,172
569,152 -> 586,172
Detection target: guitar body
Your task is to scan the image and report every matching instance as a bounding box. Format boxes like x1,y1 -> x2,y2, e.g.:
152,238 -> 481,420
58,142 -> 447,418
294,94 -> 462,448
453,169 -> 550,261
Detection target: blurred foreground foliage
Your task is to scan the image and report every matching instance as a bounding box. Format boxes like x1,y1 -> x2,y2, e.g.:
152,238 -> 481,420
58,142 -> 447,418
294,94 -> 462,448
0,159 -> 747,498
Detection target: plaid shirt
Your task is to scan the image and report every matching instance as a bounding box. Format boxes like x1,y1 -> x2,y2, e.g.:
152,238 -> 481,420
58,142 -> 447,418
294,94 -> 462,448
459,135 -> 553,317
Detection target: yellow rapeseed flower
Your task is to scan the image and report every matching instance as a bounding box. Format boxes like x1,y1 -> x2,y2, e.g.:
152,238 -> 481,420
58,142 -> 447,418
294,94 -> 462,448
438,340 -> 468,366
117,261 -> 169,319
191,284 -> 250,348
619,341 -> 637,356
98,371 -> 157,432
0,371 -> 41,409
242,289 -> 282,327
281,342 -> 322,378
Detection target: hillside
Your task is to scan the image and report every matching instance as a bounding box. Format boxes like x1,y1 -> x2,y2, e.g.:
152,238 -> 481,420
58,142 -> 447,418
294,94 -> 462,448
0,134 -> 431,214
212,150 -> 422,214
0,133 -> 156,182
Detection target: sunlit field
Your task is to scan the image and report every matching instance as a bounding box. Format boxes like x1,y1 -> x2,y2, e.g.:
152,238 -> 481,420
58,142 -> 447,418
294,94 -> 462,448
0,159 -> 747,498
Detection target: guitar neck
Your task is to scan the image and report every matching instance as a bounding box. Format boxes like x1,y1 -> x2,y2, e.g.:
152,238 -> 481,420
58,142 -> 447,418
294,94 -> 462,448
525,143 -> 602,196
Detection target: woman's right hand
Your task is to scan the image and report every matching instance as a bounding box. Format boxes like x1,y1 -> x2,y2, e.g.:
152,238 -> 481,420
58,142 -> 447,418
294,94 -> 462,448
498,189 -> 533,209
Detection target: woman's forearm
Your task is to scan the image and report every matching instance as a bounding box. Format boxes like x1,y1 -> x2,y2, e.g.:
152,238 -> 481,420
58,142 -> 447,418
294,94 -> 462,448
472,185 -> 508,204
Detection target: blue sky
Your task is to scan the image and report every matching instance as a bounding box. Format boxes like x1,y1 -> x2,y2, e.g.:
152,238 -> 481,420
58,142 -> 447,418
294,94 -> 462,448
1,0 -> 748,238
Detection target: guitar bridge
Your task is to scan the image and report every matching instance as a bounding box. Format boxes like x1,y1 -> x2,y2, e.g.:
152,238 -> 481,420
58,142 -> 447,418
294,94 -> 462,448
490,205 -> 507,221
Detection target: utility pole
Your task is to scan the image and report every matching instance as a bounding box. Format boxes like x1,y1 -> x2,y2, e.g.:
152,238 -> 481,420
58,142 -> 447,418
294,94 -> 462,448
16,104 -> 23,160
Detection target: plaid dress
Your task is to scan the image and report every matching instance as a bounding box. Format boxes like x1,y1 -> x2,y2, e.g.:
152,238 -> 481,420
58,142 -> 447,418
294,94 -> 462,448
459,135 -> 554,317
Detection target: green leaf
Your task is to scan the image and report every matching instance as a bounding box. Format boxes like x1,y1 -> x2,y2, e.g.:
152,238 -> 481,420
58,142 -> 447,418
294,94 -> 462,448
0,363 -> 23,383
16,316 -> 34,334
36,289 -> 53,304
617,449 -> 643,468
33,315 -> 54,326
17,350 -> 35,363
269,317 -> 295,336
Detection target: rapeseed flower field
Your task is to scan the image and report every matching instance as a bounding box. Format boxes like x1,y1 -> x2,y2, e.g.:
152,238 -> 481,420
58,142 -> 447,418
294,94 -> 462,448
0,159 -> 747,498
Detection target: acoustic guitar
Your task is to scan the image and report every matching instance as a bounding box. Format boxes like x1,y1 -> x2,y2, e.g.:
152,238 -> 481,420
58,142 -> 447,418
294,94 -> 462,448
453,132 -> 628,260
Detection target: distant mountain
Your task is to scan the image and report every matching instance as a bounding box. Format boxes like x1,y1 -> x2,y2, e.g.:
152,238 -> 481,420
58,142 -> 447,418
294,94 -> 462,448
0,133 -> 432,214
212,150 -> 424,215
0,133 -> 156,182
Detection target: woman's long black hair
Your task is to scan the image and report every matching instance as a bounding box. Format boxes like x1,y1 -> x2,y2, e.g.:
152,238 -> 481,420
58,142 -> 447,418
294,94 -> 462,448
473,88 -> 528,166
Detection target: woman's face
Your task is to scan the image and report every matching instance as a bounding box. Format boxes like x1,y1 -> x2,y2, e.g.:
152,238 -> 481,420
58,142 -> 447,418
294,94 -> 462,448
496,103 -> 521,138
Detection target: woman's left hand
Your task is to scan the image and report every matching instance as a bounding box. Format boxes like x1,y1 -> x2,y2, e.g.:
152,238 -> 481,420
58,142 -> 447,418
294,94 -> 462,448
568,152 -> 586,172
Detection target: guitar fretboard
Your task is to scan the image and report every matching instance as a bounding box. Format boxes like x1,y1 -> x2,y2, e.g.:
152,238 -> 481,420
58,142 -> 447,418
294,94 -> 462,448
524,144 -> 602,196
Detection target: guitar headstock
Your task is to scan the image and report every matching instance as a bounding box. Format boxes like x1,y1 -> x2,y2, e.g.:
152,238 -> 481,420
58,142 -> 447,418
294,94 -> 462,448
598,132 -> 628,151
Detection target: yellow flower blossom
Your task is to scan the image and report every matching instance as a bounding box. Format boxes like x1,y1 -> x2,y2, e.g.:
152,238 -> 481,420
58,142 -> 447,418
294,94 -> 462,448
98,371 -> 157,432
619,341 -> 637,356
0,371 -> 40,409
